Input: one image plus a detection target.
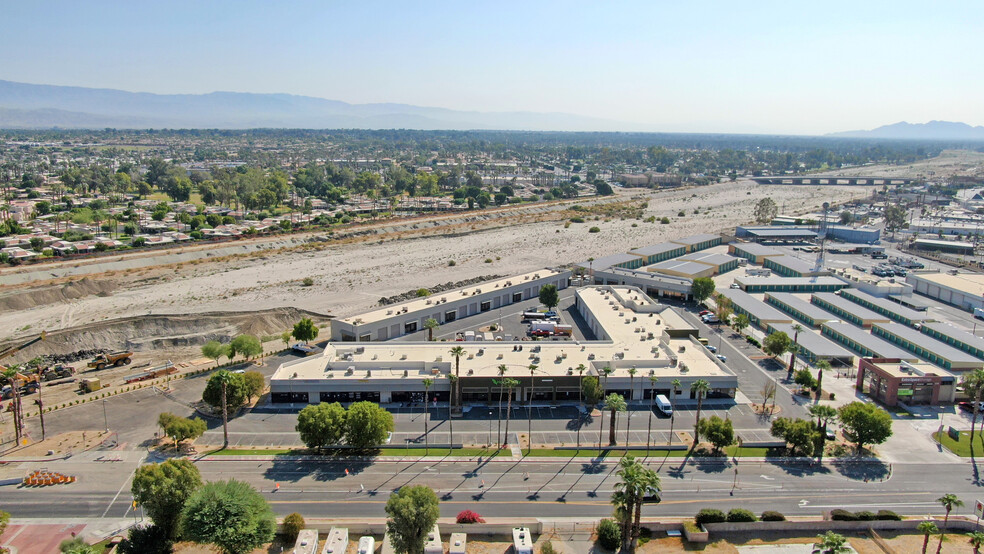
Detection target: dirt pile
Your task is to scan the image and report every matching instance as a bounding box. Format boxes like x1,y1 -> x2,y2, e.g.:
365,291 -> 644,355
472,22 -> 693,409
378,274 -> 505,305
0,277 -> 117,311
0,307 -> 330,364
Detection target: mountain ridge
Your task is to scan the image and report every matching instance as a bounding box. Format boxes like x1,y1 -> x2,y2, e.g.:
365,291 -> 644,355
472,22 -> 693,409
829,120 -> 984,140
0,79 -> 637,131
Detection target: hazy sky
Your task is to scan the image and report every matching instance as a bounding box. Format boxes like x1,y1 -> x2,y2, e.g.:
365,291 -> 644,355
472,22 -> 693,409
2,0 -> 981,134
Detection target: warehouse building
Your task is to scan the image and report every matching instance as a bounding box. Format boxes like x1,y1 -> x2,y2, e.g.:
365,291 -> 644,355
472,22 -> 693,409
839,288 -> 935,327
585,252 -> 646,271
717,288 -> 793,330
907,271 -> 984,312
588,266 -> 693,300
735,276 -> 849,293
920,321 -> 984,361
669,233 -> 722,253
812,292 -> 890,328
856,358 -> 957,407
912,239 -> 975,255
728,242 -> 784,264
673,252 -> 740,274
628,243 -> 686,265
271,285 -> 738,404
648,259 -> 717,279
763,255 -> 830,278
764,292 -> 840,328
735,226 -> 818,243
871,322 -> 984,371
765,322 -> 854,365
331,269 -> 571,342
820,322 -> 919,361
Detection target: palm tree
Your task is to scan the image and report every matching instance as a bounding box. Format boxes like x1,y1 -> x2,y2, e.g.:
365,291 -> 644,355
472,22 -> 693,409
576,363 -> 587,449
527,364 -> 538,453
690,379 -> 711,446
424,318 -> 439,341
626,367 -> 637,446
214,370 -> 235,448
606,393 -> 627,446
611,455 -> 660,553
446,374 -> 456,451
646,376 -> 658,457
599,366 -> 614,448
669,378 -> 681,445
421,378 -> 433,454
787,323 -> 803,379
1,367 -> 23,443
449,346 -> 466,412
968,531 -> 984,554
812,531 -> 850,554
496,364 -> 508,445
960,369 -> 984,439
917,521 -> 939,554
815,359 -> 831,399
936,493 -> 964,554
500,377 -> 521,448
732,313 -> 750,337
808,404 -> 838,462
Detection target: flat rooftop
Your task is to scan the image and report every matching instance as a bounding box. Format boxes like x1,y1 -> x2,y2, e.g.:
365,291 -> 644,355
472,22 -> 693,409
648,260 -> 714,276
812,292 -> 890,323
676,252 -> 738,266
821,321 -> 918,360
910,272 -> 984,296
731,243 -> 784,256
736,276 -> 848,287
841,288 -> 934,323
629,242 -> 684,257
921,321 -> 984,353
717,288 -> 793,323
603,266 -> 692,285
745,228 -> 819,238
872,322 -> 981,364
868,359 -> 953,379
670,233 -> 720,245
276,286 -> 732,382
585,252 -> 644,270
337,269 -> 564,326
768,323 -> 854,359
765,292 -> 840,323
766,255 -> 822,274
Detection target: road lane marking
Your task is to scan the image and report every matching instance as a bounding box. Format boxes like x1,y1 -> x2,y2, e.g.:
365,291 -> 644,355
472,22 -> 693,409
101,463 -> 140,518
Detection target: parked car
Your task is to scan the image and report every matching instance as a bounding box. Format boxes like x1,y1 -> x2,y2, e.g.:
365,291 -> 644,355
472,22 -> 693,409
699,310 -> 712,316
959,401 -> 984,413
706,345 -> 717,353
716,354 -> 727,362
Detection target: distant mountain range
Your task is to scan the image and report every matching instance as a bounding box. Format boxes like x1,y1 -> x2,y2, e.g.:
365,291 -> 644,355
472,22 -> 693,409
0,79 -> 634,131
829,120 -> 984,140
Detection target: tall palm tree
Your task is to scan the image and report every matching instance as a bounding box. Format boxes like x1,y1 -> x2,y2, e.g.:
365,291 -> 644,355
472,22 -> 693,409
1,367 -> 23,443
449,346 -> 466,412
496,364 -> 508,445
669,378 -> 681,445
500,377 -> 521,448
690,379 -> 711,446
815,360 -> 831,399
446,374 -> 456,451
606,393 -> 627,446
626,367 -> 637,446
214,370 -> 235,448
422,378 -> 433,454
917,521 -> 938,554
960,369 -> 984,438
646,376 -> 659,457
611,455 -> 660,554
576,364 -> 587,449
808,404 -> 838,462
527,364 -> 538,453
936,493 -> 964,554
599,366 -> 614,448
787,323 -> 803,379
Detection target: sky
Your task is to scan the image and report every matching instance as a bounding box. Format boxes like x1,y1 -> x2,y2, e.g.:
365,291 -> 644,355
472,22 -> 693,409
1,0 -> 981,134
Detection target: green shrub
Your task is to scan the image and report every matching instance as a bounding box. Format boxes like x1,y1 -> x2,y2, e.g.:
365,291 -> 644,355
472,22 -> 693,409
761,511 -> 786,521
746,336 -> 761,347
726,508 -> 756,522
588,226 -> 601,233
875,510 -> 901,521
830,509 -> 857,521
302,277 -> 314,287
695,508 -> 726,525
597,518 -> 621,550
484,258 -> 493,263
282,512 -> 305,543
660,217 -> 670,224
677,211 -> 685,217
416,288 -> 431,297
540,541 -> 556,554
570,217 -> 585,223
855,510 -> 875,521
448,260 -> 456,266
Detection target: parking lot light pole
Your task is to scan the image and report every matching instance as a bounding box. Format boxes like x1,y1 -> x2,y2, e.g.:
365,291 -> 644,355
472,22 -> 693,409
102,399 -> 109,432
488,411 -> 493,446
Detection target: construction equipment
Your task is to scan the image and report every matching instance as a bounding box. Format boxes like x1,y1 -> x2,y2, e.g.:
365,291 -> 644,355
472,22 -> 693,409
79,378 -> 102,393
87,351 -> 133,371
0,331 -> 47,370
42,364 -> 75,381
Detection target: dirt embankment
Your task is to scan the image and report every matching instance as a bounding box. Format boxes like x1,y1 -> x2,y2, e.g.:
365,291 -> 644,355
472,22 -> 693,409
0,277 -> 117,311
0,307 -> 331,365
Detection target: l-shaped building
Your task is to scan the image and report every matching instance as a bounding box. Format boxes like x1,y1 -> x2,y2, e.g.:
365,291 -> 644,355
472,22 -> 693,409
271,283 -> 738,405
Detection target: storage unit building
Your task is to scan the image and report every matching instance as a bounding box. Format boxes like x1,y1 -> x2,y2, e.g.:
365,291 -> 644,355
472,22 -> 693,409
629,242 -> 686,265
728,242 -> 785,264
669,233 -> 721,253
920,321 -> 984,361
764,292 -> 840,327
717,288 -> 793,330
735,276 -> 848,293
840,288 -> 935,327
811,292 -> 891,328
765,323 -> 854,365
647,259 -> 717,279
820,322 -> 919,361
674,252 -> 740,274
907,271 -> 984,311
763,255 -> 830,278
871,322 -> 984,371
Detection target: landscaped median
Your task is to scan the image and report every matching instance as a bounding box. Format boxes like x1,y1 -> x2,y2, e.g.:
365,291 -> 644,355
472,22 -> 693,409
201,445 -> 774,459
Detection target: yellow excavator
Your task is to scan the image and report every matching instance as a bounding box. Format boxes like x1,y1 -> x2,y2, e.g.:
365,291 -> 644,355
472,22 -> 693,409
0,331 -> 47,397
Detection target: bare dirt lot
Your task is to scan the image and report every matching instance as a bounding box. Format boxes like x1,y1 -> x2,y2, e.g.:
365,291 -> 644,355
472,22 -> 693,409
0,180 -> 874,365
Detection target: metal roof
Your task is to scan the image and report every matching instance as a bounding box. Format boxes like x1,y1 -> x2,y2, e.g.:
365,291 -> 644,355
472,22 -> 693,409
872,322 -> 981,364
717,288 -> 793,323
765,292 -> 840,323
821,321 -> 917,360
768,323 -> 854,359
840,288 -> 934,323
812,292 -> 890,323
629,242 -> 686,257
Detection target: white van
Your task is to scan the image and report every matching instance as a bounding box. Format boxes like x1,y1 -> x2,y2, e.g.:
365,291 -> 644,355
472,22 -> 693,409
654,394 -> 672,416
